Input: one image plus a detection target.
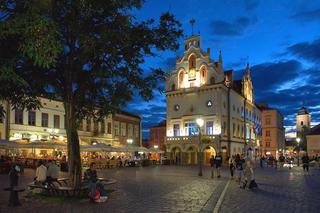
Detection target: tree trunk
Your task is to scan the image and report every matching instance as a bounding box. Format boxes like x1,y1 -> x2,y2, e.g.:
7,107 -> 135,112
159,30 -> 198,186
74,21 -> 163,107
65,102 -> 82,188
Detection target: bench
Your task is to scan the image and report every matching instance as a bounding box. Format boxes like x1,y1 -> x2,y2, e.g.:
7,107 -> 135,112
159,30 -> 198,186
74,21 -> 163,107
4,187 -> 25,206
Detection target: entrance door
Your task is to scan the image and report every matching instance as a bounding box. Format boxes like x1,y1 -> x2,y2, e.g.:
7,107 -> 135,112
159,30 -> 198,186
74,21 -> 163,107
204,146 -> 216,165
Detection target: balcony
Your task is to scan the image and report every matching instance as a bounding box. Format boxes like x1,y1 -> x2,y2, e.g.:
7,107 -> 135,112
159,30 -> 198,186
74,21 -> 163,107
165,135 -> 219,144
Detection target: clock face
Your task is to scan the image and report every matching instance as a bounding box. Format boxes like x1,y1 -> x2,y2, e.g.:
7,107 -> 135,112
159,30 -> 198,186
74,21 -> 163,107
189,68 -> 196,81
207,100 -> 213,107
174,104 -> 180,111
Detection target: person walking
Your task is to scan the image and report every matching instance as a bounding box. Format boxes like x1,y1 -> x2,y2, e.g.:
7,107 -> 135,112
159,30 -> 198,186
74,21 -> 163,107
302,154 -> 310,173
209,155 -> 215,178
215,153 -> 222,178
260,155 -> 264,168
228,155 -> 235,179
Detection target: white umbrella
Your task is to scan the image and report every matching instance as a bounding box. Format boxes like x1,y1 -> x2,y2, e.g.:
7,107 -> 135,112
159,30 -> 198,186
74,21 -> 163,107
21,141 -> 66,149
148,147 -> 164,153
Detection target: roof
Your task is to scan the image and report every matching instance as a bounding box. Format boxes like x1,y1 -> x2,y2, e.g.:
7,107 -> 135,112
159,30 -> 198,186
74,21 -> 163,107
151,120 -> 166,128
308,124 -> 320,135
298,107 -> 309,115
117,110 -> 141,119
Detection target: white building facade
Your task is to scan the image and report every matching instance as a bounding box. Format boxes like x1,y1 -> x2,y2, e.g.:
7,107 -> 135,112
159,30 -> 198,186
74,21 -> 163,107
164,35 -> 262,165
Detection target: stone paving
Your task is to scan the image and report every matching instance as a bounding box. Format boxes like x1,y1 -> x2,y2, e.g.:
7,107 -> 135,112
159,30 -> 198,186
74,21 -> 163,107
0,165 -> 319,213
220,166 -> 320,213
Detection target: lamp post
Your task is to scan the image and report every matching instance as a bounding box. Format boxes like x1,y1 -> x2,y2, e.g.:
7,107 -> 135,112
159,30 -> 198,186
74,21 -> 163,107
196,118 -> 204,176
296,137 -> 301,167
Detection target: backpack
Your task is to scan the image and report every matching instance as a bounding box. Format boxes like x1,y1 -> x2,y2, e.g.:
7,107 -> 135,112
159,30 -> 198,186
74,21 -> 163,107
249,180 -> 258,189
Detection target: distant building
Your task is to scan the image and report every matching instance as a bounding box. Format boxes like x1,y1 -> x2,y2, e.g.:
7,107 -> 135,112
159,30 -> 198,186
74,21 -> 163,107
164,34 -> 262,165
306,124 -> 320,157
259,103 -> 285,157
142,138 -> 149,148
149,120 -> 166,150
296,107 -> 311,137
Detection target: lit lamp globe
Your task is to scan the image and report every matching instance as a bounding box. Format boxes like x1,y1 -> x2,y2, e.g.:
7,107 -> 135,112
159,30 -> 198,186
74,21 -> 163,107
127,139 -> 133,144
296,137 -> 301,144
154,145 -> 159,149
196,118 -> 204,127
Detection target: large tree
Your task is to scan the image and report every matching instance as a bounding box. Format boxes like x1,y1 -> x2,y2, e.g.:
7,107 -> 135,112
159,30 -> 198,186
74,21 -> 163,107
0,0 -> 182,187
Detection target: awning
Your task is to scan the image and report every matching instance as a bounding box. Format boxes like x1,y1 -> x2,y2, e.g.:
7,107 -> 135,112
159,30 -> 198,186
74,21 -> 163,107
147,147 -> 164,153
19,140 -> 67,149
0,140 -> 20,149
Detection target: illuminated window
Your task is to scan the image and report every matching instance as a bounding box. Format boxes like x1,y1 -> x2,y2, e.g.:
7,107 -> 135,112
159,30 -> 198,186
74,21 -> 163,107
121,122 -> 126,136
173,124 -> 180,136
178,71 -> 185,88
206,121 -> 214,135
266,117 -> 271,125
114,121 -> 119,136
200,66 -> 206,85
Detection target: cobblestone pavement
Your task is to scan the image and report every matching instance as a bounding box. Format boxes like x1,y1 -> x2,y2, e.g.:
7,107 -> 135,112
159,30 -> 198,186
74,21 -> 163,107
1,165 -> 319,213
220,166 -> 320,213
0,166 -> 228,213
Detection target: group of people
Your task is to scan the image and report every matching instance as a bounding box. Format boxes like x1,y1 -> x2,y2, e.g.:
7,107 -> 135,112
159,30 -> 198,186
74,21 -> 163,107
34,160 -> 59,185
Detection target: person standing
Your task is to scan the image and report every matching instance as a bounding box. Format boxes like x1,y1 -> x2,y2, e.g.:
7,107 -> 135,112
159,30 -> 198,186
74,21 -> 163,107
229,155 -> 235,179
260,155 -> 264,168
215,153 -> 222,178
209,155 -> 215,178
235,154 -> 245,186
302,154 -> 310,173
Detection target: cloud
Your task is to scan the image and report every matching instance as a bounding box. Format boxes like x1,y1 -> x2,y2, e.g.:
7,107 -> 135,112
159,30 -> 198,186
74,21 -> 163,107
290,8 -> 320,22
286,38 -> 320,63
244,0 -> 260,11
210,16 -> 257,37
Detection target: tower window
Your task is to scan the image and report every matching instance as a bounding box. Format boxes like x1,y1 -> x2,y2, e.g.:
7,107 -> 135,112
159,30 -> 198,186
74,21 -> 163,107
189,55 -> 196,69
301,121 -> 304,126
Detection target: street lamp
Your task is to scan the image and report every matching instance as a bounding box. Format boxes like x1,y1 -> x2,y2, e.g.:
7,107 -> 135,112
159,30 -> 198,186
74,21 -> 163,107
127,138 -> 133,144
296,137 -> 301,166
196,118 -> 204,176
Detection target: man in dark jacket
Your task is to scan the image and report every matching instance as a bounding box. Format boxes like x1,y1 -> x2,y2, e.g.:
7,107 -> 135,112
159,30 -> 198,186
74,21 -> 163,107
301,154 -> 310,173
210,155 -> 215,178
215,153 -> 222,178
84,162 -> 107,201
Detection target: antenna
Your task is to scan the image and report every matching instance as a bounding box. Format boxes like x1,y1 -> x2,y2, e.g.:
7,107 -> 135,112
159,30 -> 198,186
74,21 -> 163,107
190,19 -> 196,36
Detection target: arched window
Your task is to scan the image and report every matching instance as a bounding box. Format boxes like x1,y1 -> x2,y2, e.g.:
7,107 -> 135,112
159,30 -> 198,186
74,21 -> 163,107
200,66 -> 206,85
178,71 -> 185,88
188,55 -> 196,70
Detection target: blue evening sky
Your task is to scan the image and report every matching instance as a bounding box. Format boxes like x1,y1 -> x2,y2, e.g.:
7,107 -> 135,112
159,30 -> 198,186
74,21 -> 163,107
125,0 -> 320,139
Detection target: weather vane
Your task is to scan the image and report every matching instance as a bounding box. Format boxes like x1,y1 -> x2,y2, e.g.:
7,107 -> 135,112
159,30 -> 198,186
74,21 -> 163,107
190,19 -> 196,36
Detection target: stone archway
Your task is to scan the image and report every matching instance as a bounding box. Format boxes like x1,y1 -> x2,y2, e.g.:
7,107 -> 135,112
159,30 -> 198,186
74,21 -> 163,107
171,146 -> 182,165
185,146 -> 197,165
203,146 -> 217,165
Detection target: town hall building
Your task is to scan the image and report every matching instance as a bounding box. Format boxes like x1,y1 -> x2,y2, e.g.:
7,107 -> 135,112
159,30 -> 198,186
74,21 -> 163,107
164,34 -> 262,165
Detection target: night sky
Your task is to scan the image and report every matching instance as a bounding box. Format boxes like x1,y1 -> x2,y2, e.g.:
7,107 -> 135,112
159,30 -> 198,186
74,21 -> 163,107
125,0 -> 320,139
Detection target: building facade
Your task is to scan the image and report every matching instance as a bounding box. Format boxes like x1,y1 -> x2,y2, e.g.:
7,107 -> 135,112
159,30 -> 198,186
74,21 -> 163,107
260,104 -> 285,157
0,97 -> 141,156
164,35 -> 262,165
306,124 -> 320,157
149,120 -> 166,150
296,107 -> 311,137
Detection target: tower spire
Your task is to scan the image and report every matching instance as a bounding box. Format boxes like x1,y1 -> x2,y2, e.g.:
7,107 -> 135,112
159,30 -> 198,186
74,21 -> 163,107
218,50 -> 223,65
246,63 -> 250,77
189,19 -> 196,36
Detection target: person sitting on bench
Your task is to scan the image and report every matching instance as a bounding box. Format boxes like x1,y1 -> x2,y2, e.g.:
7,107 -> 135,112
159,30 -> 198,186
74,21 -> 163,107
46,160 -> 59,185
84,162 -> 107,202
35,160 -> 47,185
